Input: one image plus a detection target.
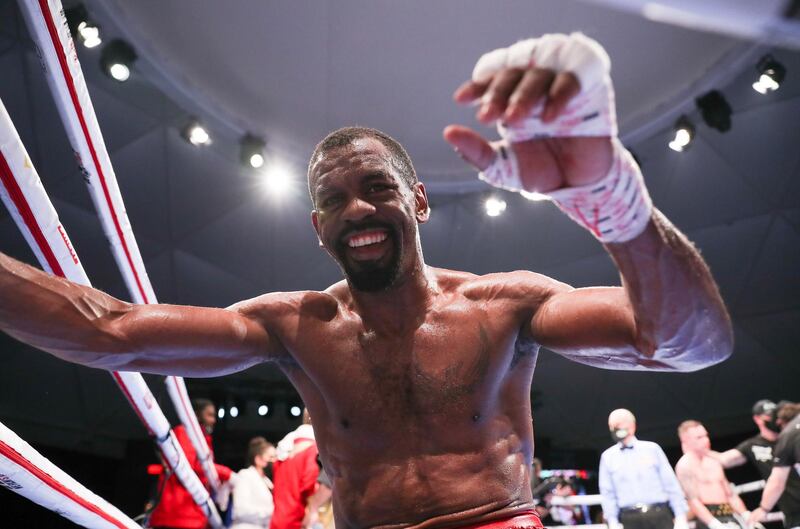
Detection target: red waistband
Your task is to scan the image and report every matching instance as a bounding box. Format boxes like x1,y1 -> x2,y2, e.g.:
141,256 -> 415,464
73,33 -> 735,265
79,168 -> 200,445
454,511 -> 543,529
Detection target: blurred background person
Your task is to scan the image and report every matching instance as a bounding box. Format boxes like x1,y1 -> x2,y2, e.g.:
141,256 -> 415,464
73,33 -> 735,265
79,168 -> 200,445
149,398 -> 233,529
599,408 -> 688,529
230,437 -> 277,529
270,409 -> 318,529
675,420 -> 749,529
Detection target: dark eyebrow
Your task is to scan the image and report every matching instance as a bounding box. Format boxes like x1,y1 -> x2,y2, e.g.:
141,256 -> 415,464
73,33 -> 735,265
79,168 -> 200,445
361,172 -> 392,184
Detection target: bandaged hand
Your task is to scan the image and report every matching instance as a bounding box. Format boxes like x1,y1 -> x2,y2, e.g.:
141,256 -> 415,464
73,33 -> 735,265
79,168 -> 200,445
445,33 -> 652,243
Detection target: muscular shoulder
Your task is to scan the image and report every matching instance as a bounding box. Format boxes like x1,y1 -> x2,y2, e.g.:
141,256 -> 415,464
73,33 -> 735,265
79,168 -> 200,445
447,268 -> 571,308
228,290 -> 339,332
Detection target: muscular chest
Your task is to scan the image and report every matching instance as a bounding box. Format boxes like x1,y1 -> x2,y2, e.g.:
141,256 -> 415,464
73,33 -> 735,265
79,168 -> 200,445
294,303 -> 528,418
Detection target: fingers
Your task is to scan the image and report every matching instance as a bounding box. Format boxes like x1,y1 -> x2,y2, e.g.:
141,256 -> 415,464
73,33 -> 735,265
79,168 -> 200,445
442,125 -> 495,171
454,68 -> 581,124
477,68 -> 524,123
542,71 -> 580,123
504,68 -> 556,124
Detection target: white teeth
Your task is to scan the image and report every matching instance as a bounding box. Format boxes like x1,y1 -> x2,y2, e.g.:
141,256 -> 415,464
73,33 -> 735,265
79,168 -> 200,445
347,231 -> 388,248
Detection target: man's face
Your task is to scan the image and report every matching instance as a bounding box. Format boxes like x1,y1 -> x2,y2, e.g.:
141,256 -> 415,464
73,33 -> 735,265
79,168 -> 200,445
198,405 -> 217,434
310,138 -> 428,292
683,425 -> 710,453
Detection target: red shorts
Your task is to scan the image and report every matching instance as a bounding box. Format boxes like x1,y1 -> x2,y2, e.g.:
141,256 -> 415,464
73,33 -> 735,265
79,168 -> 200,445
456,511 -> 544,529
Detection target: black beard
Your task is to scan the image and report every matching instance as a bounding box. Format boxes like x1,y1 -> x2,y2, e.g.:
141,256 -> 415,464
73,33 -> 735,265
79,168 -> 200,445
336,225 -> 402,292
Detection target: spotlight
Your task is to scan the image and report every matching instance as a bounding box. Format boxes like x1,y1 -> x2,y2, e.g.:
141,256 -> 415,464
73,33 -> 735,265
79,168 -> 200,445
258,404 -> 269,416
695,90 -> 732,133
229,406 -> 239,418
290,405 -> 302,418
181,119 -> 212,146
100,40 -> 137,82
217,407 -> 226,419
753,55 -> 786,94
240,135 -> 266,169
65,6 -> 101,48
668,116 -> 695,152
484,196 -> 507,217
260,163 -> 292,196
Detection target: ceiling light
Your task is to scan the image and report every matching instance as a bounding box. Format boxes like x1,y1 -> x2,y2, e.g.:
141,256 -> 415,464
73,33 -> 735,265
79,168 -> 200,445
260,163 -> 293,196
753,55 -> 786,94
100,40 -> 137,82
668,116 -> 695,152
485,196 -> 507,217
181,119 -> 212,146
695,90 -> 732,133
240,134 -> 266,169
65,5 -> 101,48
258,404 -> 269,416
229,406 -> 239,418
217,407 -> 225,419
290,405 -> 302,417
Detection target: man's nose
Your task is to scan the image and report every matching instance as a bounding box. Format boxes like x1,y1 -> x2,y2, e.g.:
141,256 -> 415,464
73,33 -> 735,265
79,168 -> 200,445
342,196 -> 376,221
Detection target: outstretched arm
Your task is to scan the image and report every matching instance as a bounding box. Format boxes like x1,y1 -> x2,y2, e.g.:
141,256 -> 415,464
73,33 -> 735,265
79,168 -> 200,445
531,210 -> 732,371
0,252 -> 280,376
446,33 -> 732,371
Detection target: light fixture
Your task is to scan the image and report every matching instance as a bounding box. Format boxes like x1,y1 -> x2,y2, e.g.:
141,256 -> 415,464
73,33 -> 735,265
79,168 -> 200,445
260,162 -> 292,196
181,119 -> 212,146
668,116 -> 695,152
752,55 -> 786,94
289,405 -> 302,418
217,407 -> 226,419
258,404 -> 269,416
229,406 -> 239,418
484,196 -> 507,217
100,40 -> 137,82
695,90 -> 732,133
65,5 -> 101,48
240,134 -> 266,169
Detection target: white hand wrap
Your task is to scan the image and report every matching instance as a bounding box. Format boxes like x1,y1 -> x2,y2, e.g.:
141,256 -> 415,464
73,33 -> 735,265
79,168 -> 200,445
474,33 -> 652,243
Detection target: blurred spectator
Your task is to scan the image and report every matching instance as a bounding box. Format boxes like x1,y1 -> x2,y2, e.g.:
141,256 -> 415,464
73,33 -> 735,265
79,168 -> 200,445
749,402 -> 800,529
270,410 -> 319,529
230,437 -> 277,529
149,398 -> 233,529
599,408 -> 688,529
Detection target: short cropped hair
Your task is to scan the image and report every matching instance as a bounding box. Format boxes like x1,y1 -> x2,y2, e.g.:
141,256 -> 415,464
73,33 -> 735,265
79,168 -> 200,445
677,419 -> 703,438
308,126 -> 417,204
192,398 -> 214,417
246,436 -> 273,467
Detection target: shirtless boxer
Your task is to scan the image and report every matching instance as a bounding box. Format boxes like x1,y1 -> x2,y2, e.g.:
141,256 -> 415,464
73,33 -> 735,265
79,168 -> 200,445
0,33 -> 732,529
676,421 -> 749,529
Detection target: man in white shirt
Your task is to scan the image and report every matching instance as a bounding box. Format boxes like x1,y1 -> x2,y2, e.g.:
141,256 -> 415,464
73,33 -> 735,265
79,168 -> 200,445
231,437 -> 278,529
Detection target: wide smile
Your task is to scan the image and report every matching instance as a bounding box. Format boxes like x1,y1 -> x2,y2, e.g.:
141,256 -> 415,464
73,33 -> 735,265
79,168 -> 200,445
342,228 -> 392,261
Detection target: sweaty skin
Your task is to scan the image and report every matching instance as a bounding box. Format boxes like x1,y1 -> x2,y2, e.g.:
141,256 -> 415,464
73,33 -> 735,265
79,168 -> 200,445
0,55 -> 733,529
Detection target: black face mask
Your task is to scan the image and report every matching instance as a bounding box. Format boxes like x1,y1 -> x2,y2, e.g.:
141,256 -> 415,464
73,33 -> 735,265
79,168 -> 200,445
611,428 -> 629,444
765,411 -> 782,433
264,462 -> 274,481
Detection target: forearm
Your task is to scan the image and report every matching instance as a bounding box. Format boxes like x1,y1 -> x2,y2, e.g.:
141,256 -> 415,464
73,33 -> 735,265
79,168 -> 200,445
605,210 -> 733,371
759,468 -> 790,511
0,253 -> 130,365
688,499 -> 718,525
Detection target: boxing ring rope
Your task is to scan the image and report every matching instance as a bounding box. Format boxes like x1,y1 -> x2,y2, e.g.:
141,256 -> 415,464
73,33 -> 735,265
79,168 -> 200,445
0,421 -> 140,529
0,98 -> 221,528
16,0 -> 222,495
546,479 -> 784,529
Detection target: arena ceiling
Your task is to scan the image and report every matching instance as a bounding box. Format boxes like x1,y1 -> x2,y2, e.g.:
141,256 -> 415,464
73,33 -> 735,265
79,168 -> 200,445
0,0 -> 798,462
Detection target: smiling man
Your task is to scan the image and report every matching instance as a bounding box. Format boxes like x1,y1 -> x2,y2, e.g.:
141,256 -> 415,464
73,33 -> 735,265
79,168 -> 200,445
0,33 -> 732,529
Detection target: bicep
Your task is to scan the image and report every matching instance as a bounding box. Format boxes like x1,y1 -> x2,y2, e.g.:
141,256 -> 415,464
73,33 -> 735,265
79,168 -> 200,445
531,286 -> 664,370
97,302 -> 272,376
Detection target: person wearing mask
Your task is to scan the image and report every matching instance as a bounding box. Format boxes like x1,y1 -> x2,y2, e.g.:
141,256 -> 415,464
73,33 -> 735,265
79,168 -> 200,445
599,408 -> 688,529
713,400 -> 800,529
749,403 -> 800,529
230,437 -> 277,529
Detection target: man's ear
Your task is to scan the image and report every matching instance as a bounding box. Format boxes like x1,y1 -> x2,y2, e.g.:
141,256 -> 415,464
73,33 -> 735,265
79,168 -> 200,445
415,182 -> 430,223
311,210 -> 324,247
